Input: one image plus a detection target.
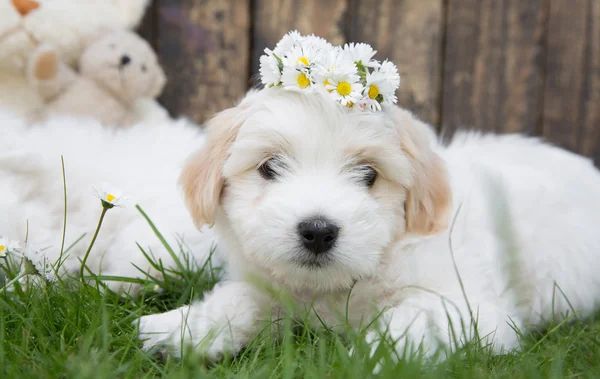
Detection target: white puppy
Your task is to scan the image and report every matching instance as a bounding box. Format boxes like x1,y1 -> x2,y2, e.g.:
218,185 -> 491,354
0,110 -> 220,293
137,88 -> 600,360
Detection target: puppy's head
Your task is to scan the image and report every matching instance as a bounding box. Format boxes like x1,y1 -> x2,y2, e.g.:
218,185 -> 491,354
181,88 -> 451,292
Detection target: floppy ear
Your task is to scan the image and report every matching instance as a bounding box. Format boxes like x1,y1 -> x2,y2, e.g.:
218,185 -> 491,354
393,108 -> 452,235
179,107 -> 243,228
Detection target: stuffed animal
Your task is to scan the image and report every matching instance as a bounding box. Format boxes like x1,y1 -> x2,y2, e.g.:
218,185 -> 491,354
0,0 -> 149,70
0,0 -> 150,116
26,30 -> 166,127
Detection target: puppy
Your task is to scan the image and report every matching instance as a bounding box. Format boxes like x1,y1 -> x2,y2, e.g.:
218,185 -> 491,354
137,87 -> 600,360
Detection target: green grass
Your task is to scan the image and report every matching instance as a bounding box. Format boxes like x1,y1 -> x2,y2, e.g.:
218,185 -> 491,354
1,201 -> 600,378
2,245 -> 600,379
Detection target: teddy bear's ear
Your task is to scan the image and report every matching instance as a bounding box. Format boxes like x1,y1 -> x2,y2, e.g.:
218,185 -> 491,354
11,0 -> 40,16
147,64 -> 166,98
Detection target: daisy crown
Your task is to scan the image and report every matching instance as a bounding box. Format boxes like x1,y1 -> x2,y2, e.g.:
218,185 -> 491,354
259,30 -> 401,112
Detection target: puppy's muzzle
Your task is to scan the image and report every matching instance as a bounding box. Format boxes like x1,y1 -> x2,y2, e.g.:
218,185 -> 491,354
297,217 -> 339,255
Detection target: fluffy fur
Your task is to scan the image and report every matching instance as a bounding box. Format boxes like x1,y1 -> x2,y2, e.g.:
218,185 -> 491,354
0,109 -> 220,293
26,30 -> 166,127
0,0 -> 151,118
137,88 -> 600,360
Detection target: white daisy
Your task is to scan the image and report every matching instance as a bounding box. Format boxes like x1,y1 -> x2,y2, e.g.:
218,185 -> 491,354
20,243 -> 57,282
273,30 -> 303,56
93,183 -> 127,208
0,238 -> 20,258
343,42 -> 379,68
304,34 -> 333,53
379,59 -> 401,88
281,66 -> 313,91
363,68 -> 398,107
359,97 -> 382,112
259,48 -> 282,87
313,47 -> 357,90
282,42 -> 320,71
325,73 -> 364,107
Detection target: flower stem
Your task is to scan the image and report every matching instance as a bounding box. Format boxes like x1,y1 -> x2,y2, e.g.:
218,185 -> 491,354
79,207 -> 108,281
0,271 -> 28,294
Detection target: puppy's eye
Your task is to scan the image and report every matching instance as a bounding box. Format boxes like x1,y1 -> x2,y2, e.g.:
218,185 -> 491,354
258,158 -> 279,181
141,64 -> 147,73
362,166 -> 378,188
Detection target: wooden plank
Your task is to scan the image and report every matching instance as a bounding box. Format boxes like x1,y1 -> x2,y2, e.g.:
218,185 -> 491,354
346,0 -> 444,126
137,0 -> 158,50
156,0 -> 251,124
441,0 -> 548,136
542,0 -> 600,162
251,0 -> 347,83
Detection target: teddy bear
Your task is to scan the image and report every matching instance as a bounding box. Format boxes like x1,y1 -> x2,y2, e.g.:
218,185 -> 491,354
26,29 -> 166,127
0,0 -> 150,116
0,0 -> 150,69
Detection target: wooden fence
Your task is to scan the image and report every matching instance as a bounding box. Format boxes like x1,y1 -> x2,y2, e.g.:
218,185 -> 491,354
138,0 -> 600,162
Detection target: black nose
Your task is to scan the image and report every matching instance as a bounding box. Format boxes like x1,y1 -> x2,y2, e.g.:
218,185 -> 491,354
298,217 -> 339,255
120,55 -> 131,66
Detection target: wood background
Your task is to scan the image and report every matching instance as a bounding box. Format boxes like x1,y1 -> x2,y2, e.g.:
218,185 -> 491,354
138,0 -> 600,163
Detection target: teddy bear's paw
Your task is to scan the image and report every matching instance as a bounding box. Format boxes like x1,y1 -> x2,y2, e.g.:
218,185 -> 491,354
30,45 -> 59,81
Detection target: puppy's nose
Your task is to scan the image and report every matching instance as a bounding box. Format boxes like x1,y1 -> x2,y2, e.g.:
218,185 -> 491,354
298,217 -> 339,255
120,55 -> 131,66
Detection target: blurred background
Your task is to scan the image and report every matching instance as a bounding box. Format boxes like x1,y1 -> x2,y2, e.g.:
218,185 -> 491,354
137,0 -> 599,163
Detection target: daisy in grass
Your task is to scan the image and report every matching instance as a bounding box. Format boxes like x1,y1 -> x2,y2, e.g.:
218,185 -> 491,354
93,183 -> 127,209
325,72 -> 364,107
343,42 -> 379,68
0,241 -> 57,293
259,49 -> 282,87
82,183 -> 128,280
0,237 -> 20,258
20,243 -> 57,282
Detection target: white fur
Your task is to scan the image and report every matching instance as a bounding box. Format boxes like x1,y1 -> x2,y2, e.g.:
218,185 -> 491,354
138,88 -> 600,360
0,109 -> 220,293
0,0 -> 150,117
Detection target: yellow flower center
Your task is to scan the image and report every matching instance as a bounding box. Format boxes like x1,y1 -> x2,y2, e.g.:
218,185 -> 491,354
368,85 -> 380,99
297,73 -> 310,88
337,81 -> 352,96
296,57 -> 309,66
0,245 -> 5,254
106,193 -> 116,202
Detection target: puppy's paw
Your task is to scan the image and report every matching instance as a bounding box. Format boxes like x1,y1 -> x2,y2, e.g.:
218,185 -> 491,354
136,308 -> 187,357
136,304 -> 251,360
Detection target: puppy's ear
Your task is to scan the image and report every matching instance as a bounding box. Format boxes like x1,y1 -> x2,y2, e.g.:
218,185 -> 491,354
393,108 -> 452,235
179,107 -> 243,228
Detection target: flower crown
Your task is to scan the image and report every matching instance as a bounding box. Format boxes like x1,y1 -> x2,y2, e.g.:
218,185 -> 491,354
259,31 -> 400,112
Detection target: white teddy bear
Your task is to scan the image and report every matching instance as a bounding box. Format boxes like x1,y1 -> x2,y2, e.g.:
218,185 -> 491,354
0,0 -> 151,116
26,30 -> 166,127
